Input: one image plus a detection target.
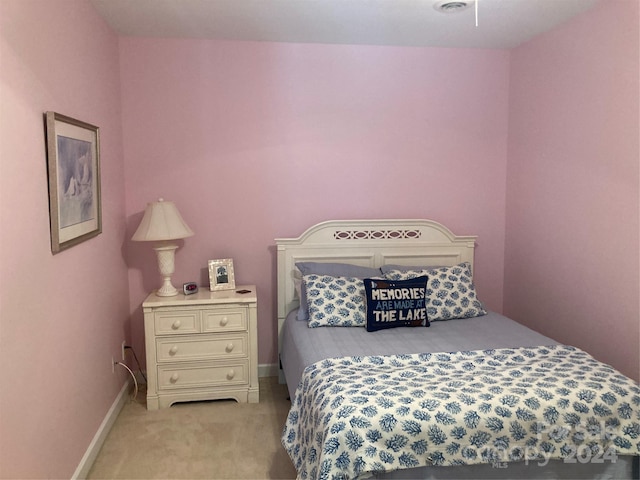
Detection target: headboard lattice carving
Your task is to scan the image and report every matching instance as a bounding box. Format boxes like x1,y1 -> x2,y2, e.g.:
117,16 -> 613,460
333,229 -> 422,240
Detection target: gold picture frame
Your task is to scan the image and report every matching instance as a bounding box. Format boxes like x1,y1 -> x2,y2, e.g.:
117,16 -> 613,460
208,258 -> 235,291
45,112 -> 101,254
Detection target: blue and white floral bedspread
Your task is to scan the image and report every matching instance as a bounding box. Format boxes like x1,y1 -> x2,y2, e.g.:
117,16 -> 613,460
282,345 -> 640,480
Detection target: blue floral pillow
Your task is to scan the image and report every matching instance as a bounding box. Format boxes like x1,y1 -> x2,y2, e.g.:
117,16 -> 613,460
296,262 -> 381,321
384,263 -> 486,321
303,274 -> 366,327
363,277 -> 429,332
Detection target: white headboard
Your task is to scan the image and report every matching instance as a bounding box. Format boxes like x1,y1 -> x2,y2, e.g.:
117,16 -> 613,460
275,219 -> 477,348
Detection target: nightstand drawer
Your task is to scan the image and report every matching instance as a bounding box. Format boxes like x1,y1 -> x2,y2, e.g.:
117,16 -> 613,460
156,334 -> 247,362
157,361 -> 248,390
154,310 -> 199,335
202,308 -> 246,332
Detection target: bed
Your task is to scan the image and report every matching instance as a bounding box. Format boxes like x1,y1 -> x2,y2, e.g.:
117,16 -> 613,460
276,219 -> 639,480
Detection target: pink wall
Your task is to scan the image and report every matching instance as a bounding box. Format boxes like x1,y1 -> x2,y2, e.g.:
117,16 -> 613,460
120,39 -> 510,366
0,1 -> 129,478
505,0 -> 639,380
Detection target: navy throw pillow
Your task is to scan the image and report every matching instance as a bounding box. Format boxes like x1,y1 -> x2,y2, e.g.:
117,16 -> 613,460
363,276 -> 429,332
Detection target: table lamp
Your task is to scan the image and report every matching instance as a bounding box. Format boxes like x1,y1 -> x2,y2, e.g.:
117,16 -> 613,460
132,198 -> 194,296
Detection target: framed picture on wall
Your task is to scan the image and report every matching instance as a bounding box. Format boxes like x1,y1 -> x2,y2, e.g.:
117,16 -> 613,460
208,258 -> 236,291
45,111 -> 101,254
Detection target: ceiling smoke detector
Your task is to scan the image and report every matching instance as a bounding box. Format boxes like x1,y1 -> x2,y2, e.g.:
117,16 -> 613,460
433,1 -> 474,14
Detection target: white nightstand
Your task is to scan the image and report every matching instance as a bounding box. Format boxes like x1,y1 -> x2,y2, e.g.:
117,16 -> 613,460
142,285 -> 259,410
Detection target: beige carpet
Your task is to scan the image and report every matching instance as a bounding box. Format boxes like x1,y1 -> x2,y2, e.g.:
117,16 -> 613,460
88,377 -> 297,479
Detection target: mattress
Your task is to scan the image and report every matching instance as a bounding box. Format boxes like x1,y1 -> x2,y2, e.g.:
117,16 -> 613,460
280,311 -> 638,479
280,309 -> 558,401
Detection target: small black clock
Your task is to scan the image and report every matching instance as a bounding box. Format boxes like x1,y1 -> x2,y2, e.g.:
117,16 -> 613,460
183,282 -> 198,295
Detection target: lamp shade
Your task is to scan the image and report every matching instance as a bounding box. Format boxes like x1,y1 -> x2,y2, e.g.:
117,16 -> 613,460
132,198 -> 194,242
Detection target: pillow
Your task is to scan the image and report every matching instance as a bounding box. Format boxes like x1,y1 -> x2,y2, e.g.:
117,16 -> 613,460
380,264 -> 445,273
296,262 -> 381,321
303,274 -> 367,327
384,262 -> 487,321
363,277 -> 429,332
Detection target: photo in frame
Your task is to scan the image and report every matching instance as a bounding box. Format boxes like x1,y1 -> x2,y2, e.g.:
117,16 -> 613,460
208,258 -> 236,291
45,112 -> 101,254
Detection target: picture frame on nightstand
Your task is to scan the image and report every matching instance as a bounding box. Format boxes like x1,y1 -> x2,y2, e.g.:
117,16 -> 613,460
208,258 -> 235,291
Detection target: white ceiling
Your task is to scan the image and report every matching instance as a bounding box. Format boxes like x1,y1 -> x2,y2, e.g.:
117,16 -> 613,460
90,0 -> 599,49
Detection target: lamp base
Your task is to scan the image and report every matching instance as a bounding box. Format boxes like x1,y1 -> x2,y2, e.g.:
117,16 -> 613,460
154,244 -> 179,296
156,281 -> 179,297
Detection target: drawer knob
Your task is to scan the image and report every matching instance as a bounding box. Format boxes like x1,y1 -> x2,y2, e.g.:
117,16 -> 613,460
227,369 -> 235,380
220,316 -> 229,326
171,320 -> 182,330
170,373 -> 179,383
169,345 -> 178,355
225,343 -> 234,353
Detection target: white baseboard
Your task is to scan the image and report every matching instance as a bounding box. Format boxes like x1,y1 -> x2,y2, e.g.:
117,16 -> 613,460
72,381 -> 130,479
258,363 -> 278,378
